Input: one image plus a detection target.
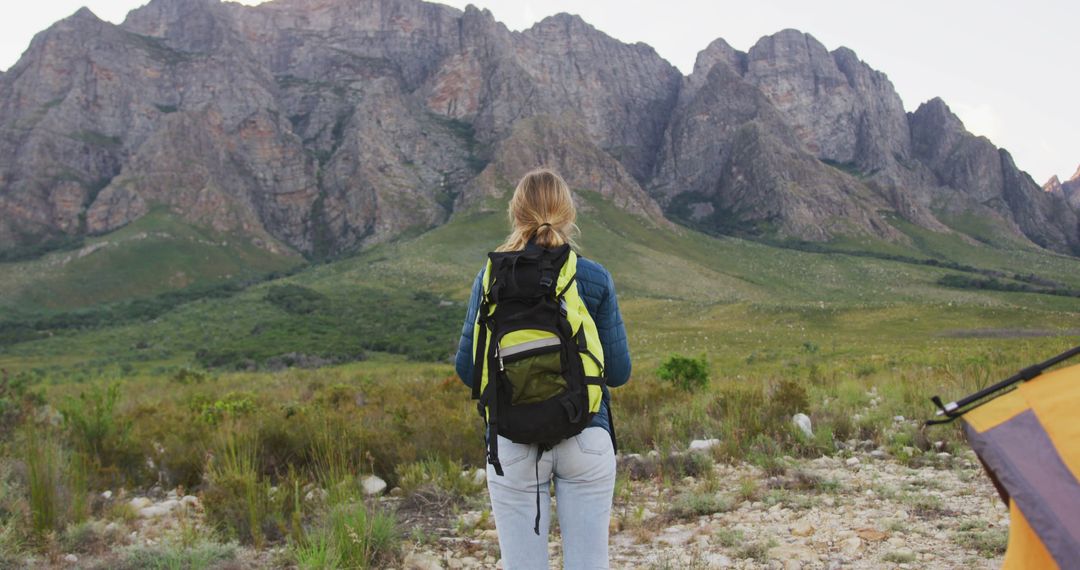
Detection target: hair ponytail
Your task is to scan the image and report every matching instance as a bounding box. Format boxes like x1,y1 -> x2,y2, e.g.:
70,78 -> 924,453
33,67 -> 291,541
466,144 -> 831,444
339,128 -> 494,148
496,169 -> 579,252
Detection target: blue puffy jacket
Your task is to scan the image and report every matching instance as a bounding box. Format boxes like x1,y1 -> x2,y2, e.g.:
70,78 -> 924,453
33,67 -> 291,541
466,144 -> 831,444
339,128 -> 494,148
454,255 -> 631,437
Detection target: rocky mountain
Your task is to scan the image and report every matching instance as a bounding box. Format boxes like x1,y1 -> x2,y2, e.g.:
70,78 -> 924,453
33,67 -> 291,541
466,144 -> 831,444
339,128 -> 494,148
1044,166 -> 1080,212
1,0 -> 1077,261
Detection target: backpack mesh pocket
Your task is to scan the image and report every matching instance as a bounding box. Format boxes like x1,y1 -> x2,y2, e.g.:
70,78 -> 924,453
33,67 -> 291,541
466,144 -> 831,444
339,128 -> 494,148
503,348 -> 567,406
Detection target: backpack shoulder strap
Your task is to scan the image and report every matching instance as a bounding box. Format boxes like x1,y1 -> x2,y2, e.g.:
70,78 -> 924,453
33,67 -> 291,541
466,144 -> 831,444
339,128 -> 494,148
471,258 -> 495,400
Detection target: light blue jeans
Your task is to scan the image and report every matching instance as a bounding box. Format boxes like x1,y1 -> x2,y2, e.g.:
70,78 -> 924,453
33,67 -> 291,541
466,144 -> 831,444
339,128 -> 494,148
486,427 -> 617,570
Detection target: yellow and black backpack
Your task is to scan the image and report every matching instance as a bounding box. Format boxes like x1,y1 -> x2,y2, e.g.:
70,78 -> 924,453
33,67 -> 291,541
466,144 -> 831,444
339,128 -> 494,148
471,239 -> 605,476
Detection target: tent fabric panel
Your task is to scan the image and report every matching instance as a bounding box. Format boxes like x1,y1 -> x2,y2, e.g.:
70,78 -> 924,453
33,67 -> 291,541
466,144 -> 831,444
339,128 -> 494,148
1021,363 -> 1080,480
964,410 -> 1080,567
962,386 -> 1027,433
1002,500 -> 1059,570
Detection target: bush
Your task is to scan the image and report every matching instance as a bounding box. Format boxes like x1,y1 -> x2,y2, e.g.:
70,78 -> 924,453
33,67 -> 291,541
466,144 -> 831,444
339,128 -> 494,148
656,354 -> 710,392
396,457 -> 484,504
201,433 -> 274,547
116,538 -> 238,570
322,503 -> 398,569
22,429 -> 87,539
58,383 -> 140,483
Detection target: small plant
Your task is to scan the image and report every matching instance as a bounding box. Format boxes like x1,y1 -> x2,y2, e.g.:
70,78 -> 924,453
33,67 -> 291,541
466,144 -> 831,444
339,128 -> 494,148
58,383 -> 136,477
714,527 -> 743,548
25,429 -> 64,537
323,503 -> 398,569
953,521 -> 1008,557
735,476 -> 760,503
292,531 -> 341,569
657,354 -> 710,392
170,367 -> 209,385
734,540 -> 774,563
116,538 -> 238,570
882,550 -> 917,563
193,391 -> 257,425
202,433 -> 271,547
668,489 -> 733,519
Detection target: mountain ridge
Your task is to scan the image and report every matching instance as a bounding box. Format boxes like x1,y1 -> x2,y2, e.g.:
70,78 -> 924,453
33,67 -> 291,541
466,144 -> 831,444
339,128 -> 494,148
0,0 -> 1077,265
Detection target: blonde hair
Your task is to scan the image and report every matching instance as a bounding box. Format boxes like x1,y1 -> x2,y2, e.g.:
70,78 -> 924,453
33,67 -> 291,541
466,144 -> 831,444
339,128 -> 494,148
495,168 -> 579,252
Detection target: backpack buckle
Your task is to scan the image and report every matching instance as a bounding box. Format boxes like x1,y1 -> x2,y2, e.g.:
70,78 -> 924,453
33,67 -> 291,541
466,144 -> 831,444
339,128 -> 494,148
539,276 -> 553,289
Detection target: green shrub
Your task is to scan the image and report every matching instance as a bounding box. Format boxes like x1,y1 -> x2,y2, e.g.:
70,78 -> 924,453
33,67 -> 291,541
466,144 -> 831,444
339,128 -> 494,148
190,391 -> 257,425
116,538 -> 238,570
325,503 -> 398,569
24,430 -> 66,537
766,379 -> 809,419
290,504 -> 399,569
58,383 -> 139,482
201,433 -> 272,547
292,531 -> 340,569
170,367 -> 209,385
668,490 -> 733,519
656,354 -> 710,392
265,284 -> 330,315
396,457 -> 484,503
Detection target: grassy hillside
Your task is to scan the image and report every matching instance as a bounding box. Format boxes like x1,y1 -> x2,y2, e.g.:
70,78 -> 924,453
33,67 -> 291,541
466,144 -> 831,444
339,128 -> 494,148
1,191 -> 1078,382
0,207 -> 304,314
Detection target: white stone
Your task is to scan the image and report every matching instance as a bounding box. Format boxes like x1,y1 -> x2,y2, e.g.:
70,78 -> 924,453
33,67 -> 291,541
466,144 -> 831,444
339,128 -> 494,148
845,457 -> 860,467
705,553 -> 733,568
792,413 -> 813,438
459,511 -> 482,530
870,450 -> 887,459
362,475 -> 388,496
791,519 -> 815,537
139,501 -> 177,518
129,497 -> 152,510
471,468 -> 486,486
403,551 -> 444,570
63,554 -> 78,563
181,495 -> 199,507
688,439 -> 721,453
101,490 -> 112,500
840,536 -> 862,555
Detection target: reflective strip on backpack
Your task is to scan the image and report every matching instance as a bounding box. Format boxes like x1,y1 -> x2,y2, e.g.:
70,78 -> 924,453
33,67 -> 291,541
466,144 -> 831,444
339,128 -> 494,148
499,336 -> 561,358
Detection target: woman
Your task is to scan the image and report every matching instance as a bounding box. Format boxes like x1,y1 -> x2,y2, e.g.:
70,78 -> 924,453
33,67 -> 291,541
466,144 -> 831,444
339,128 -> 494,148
455,168 -> 632,569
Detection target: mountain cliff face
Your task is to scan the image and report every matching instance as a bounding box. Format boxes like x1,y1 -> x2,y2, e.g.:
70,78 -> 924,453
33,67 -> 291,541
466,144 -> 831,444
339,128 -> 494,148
1,0 -> 1077,259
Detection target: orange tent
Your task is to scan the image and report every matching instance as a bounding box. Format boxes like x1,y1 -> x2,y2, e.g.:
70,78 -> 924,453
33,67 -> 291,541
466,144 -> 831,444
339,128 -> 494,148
933,346 -> 1080,569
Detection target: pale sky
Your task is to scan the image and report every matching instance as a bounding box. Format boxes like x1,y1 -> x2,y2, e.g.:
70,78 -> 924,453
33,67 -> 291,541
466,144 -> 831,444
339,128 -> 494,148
2,0 -> 1076,184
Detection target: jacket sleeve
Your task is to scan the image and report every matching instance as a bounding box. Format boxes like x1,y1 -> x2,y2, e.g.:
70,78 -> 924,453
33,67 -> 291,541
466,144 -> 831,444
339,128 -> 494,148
595,268 -> 631,387
454,268 -> 485,387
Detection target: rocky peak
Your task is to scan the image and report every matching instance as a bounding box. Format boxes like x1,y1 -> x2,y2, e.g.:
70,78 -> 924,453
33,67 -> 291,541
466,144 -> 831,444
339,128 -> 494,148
743,28 -> 911,170
1071,165 -> 1080,183
691,37 -> 747,79
527,12 -> 592,35
67,6 -> 104,24
122,0 -> 239,54
909,98 -> 966,161
1044,175 -> 1063,194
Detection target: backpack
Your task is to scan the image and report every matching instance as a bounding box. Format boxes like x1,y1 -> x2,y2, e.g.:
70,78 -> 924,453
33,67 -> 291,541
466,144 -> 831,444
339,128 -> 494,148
470,239 -> 606,477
